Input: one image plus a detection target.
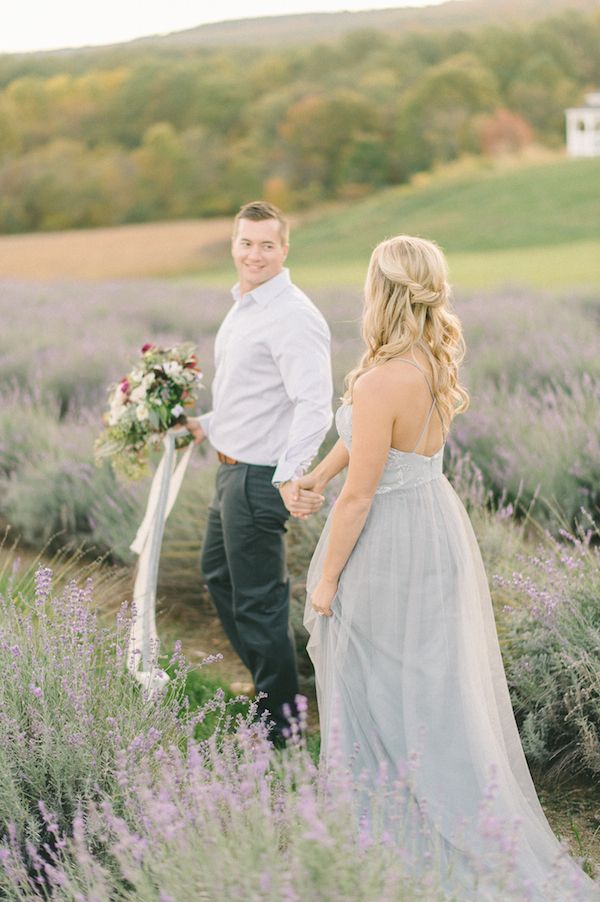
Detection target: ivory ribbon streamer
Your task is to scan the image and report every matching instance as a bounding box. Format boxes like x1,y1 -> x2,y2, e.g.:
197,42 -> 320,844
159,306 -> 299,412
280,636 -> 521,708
127,431 -> 194,694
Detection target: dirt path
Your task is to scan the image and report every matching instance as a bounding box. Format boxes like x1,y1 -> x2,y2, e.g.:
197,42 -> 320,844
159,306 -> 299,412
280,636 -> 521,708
157,588 -> 321,732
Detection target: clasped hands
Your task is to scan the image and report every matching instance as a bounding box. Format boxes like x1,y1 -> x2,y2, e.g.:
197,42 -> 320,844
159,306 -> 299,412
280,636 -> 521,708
184,417 -> 325,521
279,474 -> 324,520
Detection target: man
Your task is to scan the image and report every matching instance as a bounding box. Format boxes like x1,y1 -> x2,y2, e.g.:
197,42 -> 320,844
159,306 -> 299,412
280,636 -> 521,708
186,201 -> 332,744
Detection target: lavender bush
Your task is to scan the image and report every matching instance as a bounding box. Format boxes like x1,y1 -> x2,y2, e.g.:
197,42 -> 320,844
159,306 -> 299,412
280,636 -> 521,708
0,554 -> 597,897
495,514 -> 600,779
0,403 -> 145,562
449,374 -> 600,526
0,280 -> 224,412
0,567 -> 192,851
1,280 -> 598,546
452,288 -> 600,525
0,537 -> 131,622
0,696 -> 594,901
443,452 -> 600,780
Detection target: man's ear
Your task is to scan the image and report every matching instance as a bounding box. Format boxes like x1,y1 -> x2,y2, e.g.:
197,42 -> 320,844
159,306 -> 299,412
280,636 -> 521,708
282,243 -> 290,261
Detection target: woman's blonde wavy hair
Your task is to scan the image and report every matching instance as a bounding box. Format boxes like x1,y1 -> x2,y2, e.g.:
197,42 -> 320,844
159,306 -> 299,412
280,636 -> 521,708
343,235 -> 469,435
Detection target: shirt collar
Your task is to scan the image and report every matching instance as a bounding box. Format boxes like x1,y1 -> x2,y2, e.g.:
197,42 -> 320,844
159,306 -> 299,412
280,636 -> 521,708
231,268 -> 291,307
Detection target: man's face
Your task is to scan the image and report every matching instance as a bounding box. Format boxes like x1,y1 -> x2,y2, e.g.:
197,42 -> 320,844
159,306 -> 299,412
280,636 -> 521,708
232,217 -> 289,293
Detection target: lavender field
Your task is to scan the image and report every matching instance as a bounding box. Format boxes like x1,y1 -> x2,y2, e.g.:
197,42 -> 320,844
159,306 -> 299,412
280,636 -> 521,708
1,279 -> 598,552
0,277 -> 599,894
0,569 -> 598,900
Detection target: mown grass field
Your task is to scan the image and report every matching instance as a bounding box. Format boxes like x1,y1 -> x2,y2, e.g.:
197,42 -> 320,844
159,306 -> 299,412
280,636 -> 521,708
193,155 -> 600,289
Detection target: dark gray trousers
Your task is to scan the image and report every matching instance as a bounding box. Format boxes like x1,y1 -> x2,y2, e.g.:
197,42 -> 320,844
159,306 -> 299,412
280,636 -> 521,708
201,462 -> 299,739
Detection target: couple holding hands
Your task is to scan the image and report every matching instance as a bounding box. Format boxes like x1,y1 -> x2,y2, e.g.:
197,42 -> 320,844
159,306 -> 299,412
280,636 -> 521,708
185,201 -> 596,898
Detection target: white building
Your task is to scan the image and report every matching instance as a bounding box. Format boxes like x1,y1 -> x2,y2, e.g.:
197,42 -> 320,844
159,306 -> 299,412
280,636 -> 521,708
566,92 -> 600,157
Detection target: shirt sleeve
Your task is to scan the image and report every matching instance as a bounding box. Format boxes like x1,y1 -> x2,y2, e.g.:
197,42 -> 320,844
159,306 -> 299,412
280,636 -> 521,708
270,305 -> 333,485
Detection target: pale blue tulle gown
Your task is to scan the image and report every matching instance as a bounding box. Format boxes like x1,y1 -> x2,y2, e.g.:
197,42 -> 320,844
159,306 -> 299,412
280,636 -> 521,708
304,360 -> 598,900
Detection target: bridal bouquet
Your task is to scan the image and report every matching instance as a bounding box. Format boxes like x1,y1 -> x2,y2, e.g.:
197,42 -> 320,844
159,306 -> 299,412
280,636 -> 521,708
95,342 -> 203,479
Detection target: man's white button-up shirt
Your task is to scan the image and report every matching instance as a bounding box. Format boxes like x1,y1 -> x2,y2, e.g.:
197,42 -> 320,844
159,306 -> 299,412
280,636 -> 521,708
198,268 -> 333,484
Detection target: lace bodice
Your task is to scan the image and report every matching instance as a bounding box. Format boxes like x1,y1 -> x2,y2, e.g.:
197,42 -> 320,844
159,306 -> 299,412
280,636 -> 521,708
335,403 -> 444,494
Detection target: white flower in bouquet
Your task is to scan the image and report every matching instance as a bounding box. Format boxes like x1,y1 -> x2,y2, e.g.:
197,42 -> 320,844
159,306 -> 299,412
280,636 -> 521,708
136,402 -> 150,422
130,383 -> 147,403
163,361 -> 183,378
95,342 -> 204,479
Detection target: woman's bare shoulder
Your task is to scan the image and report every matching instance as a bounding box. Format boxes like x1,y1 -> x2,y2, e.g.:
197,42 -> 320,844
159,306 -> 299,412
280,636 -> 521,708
354,357 -> 431,402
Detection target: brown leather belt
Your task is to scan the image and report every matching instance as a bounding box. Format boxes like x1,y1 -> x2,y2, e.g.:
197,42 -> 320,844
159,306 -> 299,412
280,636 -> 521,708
217,451 -> 239,465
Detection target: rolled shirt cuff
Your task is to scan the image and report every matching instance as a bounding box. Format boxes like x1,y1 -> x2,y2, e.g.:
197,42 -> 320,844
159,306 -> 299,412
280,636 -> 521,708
272,460 -> 308,486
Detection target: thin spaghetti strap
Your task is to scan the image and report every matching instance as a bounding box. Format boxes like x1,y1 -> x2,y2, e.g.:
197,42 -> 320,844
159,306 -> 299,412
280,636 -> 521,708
395,357 -> 445,452
411,401 -> 437,454
396,357 -> 435,400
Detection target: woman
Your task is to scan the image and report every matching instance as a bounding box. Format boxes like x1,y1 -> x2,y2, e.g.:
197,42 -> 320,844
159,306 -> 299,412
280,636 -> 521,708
302,236 -> 597,899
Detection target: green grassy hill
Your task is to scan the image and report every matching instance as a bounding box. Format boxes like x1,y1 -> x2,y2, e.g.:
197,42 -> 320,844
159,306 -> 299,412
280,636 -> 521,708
193,156 -> 600,290
278,156 -> 600,288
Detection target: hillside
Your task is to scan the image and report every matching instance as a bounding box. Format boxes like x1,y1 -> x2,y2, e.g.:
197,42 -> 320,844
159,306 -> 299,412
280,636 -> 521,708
291,157 -> 600,259
0,2 -> 597,235
2,156 -> 599,289
205,155 -> 600,288
284,156 -> 600,287
29,0 -> 600,55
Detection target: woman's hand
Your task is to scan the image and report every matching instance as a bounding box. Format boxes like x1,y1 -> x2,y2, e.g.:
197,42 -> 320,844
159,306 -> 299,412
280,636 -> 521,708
297,470 -> 326,495
279,480 -> 325,520
310,576 -> 338,618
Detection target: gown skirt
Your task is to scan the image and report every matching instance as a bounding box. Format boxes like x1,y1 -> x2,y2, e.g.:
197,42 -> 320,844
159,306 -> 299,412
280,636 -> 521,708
304,403 -> 598,900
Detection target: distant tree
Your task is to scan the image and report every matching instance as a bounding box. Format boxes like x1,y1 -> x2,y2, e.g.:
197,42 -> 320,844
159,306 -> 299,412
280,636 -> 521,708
132,122 -> 188,219
0,98 -> 21,156
247,53 -> 298,94
478,108 -> 534,156
214,136 -> 265,213
278,89 -> 378,196
0,140 -> 134,232
393,52 -> 500,178
338,28 -> 392,66
507,53 -> 580,141
338,134 -> 390,192
532,12 -> 600,88
4,76 -> 51,150
475,26 -> 529,94
263,175 -> 295,211
178,126 -> 230,216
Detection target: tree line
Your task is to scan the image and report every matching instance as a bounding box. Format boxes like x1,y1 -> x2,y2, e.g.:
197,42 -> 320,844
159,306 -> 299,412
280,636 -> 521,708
0,10 -> 598,232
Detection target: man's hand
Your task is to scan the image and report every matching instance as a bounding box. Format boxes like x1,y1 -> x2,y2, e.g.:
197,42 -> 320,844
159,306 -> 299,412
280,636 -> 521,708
279,480 -> 325,520
184,416 -> 206,445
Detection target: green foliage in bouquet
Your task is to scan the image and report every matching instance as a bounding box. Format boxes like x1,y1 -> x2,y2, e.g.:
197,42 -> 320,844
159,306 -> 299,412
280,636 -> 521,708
94,343 -> 203,479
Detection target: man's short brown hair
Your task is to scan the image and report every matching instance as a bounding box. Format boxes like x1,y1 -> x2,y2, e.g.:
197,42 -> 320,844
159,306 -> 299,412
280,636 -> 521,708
233,201 -> 289,244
